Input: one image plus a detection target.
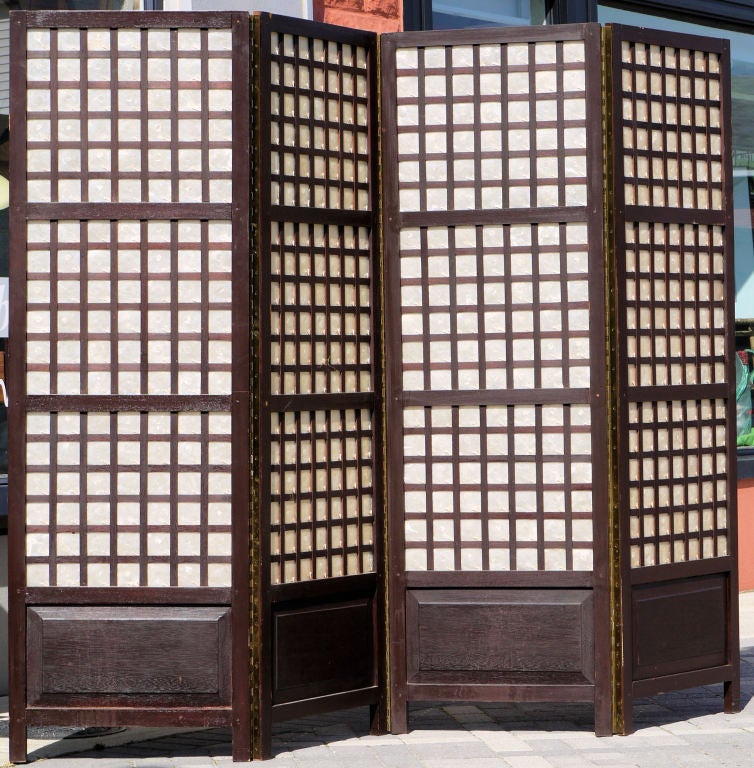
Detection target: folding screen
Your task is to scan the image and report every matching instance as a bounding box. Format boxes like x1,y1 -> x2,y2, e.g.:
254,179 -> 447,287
8,11 -> 252,762
381,24 -> 612,734
606,24 -> 739,731
250,14 -> 384,760
8,11 -> 738,761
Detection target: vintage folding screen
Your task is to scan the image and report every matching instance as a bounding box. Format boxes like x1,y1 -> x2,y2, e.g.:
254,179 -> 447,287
8,10 -> 384,763
8,10 -> 738,764
380,21 -> 738,737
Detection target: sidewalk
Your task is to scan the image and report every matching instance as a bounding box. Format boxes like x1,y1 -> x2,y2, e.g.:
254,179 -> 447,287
2,592 -> 754,767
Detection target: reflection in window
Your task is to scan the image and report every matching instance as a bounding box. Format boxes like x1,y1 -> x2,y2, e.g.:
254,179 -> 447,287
430,0 -> 544,30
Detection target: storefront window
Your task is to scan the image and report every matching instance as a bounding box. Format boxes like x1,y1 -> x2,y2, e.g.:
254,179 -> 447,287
427,0 -> 545,31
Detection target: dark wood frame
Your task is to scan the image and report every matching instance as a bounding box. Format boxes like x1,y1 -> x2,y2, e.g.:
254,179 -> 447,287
250,13 -> 386,760
405,0 -> 754,31
9,11 -> 251,763
606,23 -> 739,733
381,22 -> 612,736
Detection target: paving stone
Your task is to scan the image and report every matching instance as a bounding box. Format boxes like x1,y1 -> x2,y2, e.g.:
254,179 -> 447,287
501,755 -> 556,768
422,760 -> 510,768
367,744 -> 424,767
283,744 -> 335,761
470,729 -> 535,753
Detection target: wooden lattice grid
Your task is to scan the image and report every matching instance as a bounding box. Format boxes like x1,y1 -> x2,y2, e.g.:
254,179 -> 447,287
402,403 -> 594,572
393,39 -> 589,213
25,409 -> 233,588
268,30 -> 370,211
16,14 -> 247,592
627,398 -> 728,568
385,27 -> 605,575
25,25 -> 233,205
613,26 -> 734,571
269,407 -> 375,584
623,222 -> 726,389
399,222 -> 591,394
269,221 -> 372,396
25,218 -> 233,397
259,18 -> 380,587
618,40 -> 723,210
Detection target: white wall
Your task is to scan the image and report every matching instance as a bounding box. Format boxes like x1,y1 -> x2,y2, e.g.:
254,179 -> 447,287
162,0 -> 313,19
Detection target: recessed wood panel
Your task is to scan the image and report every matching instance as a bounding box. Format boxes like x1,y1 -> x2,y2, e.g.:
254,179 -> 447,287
272,597 -> 374,704
27,605 -> 231,705
406,588 -> 594,684
633,575 -> 727,680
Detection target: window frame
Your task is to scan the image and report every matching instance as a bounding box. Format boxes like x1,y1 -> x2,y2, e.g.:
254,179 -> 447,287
404,0 -> 754,30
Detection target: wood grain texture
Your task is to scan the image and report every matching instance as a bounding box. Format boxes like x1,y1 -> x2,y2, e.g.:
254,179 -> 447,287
27,606 -> 230,706
273,598 -> 374,705
406,589 -> 594,685
632,575 -> 727,680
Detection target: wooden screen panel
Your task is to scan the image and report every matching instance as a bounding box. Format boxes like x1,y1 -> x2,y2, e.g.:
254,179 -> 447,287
253,15 -> 383,758
619,40 -> 723,211
402,403 -> 594,572
612,28 -> 734,571
624,222 -> 726,391
10,11 -> 250,762
609,24 -> 738,732
25,217 -> 233,398
269,407 -> 375,585
406,589 -> 595,684
393,39 -> 589,213
399,222 -> 591,394
627,398 -> 728,569
382,24 -> 609,736
27,605 -> 231,705
259,16 -> 380,586
385,27 -> 604,576
25,410 -> 232,588
269,221 -> 372,397
268,31 -> 370,211
25,24 -> 233,205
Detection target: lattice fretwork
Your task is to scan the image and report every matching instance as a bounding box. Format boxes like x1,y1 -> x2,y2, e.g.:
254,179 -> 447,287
25,218 -> 233,397
399,222 -> 591,393
624,222 -> 726,388
26,26 -> 233,205
627,399 -> 728,568
402,404 -> 594,572
25,410 -> 233,588
269,221 -> 372,396
394,40 -> 588,212
619,41 -> 723,210
269,31 -> 370,211
269,408 -> 375,585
